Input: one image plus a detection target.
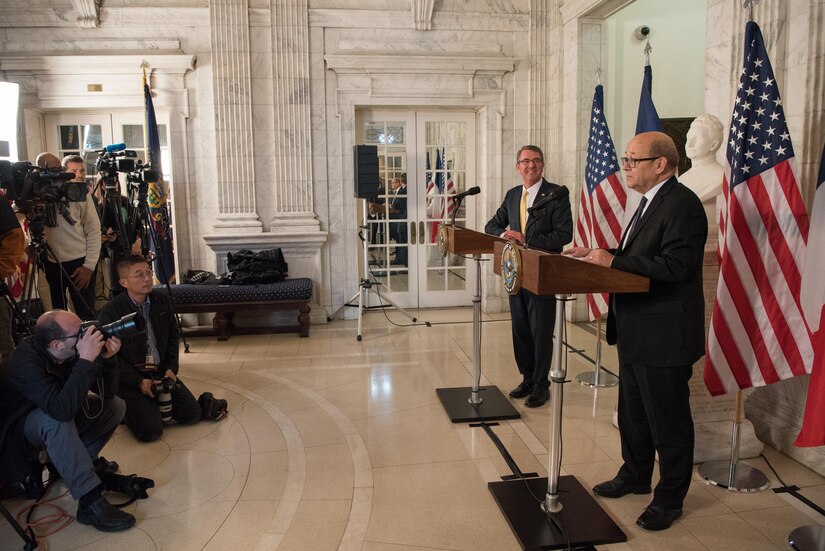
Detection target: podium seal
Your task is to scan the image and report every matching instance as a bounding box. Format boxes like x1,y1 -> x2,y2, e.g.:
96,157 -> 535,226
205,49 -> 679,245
501,241 -> 522,295
437,223 -> 449,257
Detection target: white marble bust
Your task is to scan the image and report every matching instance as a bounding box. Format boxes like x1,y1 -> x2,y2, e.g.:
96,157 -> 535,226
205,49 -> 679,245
681,114 -> 725,202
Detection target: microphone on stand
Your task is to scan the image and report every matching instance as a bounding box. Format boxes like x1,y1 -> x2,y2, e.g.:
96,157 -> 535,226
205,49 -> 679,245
524,185 -> 569,247
450,186 -> 481,226
528,185 -> 569,214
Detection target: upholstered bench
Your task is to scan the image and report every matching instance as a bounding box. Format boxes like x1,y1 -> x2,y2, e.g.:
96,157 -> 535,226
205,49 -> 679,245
153,278 -> 312,341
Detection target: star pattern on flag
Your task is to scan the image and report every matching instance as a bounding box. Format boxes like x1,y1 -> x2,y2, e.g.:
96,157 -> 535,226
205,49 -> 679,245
727,42 -> 795,188
585,106 -> 620,192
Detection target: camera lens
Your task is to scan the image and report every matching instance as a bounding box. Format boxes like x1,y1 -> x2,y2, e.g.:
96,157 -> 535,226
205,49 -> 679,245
100,311 -> 145,338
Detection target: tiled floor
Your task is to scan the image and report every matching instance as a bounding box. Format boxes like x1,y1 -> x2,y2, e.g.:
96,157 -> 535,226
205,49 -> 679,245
2,308 -> 824,550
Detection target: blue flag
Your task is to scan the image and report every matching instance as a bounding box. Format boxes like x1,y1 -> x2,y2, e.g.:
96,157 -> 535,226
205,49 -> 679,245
143,75 -> 176,284
635,64 -> 662,134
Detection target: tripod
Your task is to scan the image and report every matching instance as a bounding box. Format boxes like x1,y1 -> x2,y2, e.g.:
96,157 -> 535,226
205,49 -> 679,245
126,179 -> 190,352
18,208 -> 97,325
346,198 -> 416,341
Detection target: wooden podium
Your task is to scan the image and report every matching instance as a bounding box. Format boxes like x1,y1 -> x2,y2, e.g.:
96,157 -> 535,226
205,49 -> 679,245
434,226 -> 522,423
489,241 -> 649,550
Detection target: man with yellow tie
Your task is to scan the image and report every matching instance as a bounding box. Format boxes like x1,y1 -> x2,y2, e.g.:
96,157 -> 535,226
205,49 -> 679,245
485,145 -> 573,407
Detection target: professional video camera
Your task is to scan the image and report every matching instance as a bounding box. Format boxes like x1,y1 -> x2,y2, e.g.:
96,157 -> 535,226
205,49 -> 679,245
151,377 -> 181,423
0,160 -> 88,221
79,311 -> 145,339
95,143 -> 157,190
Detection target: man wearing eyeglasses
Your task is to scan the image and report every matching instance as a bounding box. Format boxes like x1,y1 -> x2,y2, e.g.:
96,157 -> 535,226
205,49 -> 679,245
99,255 -> 201,442
485,145 -> 573,407
564,131 -> 707,531
0,309 -> 136,532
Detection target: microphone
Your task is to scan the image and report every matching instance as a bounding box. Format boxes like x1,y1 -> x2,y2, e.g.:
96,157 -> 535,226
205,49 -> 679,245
452,186 -> 480,201
528,185 -> 569,213
96,143 -> 126,154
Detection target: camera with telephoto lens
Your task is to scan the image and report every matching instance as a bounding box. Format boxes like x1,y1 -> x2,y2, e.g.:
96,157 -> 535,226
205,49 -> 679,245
79,311 -> 145,339
151,376 -> 181,423
0,160 -> 88,218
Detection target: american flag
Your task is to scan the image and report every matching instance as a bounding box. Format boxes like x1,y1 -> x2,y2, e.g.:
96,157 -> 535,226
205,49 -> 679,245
574,84 -> 627,320
444,159 -> 457,219
704,21 -> 813,396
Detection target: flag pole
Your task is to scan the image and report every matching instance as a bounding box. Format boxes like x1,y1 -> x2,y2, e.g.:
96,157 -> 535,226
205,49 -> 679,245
575,315 -> 618,388
698,390 -> 770,492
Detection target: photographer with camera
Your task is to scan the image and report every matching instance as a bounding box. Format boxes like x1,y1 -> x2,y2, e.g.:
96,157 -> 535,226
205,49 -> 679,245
0,309 -> 136,532
33,153 -> 101,320
99,255 -> 201,442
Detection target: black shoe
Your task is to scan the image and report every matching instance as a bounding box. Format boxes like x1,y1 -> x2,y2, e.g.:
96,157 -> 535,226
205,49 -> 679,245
636,504 -> 682,531
524,386 -> 550,408
509,381 -> 533,398
76,496 -> 136,532
592,477 -> 652,498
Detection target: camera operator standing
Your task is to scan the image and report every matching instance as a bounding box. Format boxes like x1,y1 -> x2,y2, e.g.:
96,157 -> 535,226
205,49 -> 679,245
0,192 -> 25,361
99,255 -> 201,442
34,153 -> 101,320
0,309 -> 136,532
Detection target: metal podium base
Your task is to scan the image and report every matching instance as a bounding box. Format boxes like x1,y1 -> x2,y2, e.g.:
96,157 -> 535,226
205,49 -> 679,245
699,460 -> 771,492
789,524 -> 825,550
488,475 -> 626,549
435,386 -> 520,423
575,371 -> 619,388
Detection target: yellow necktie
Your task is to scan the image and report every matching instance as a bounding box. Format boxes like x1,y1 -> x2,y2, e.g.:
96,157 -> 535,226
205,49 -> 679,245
519,188 -> 528,232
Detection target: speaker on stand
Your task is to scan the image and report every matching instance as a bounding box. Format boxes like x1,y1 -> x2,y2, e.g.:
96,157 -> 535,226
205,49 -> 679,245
347,145 -> 416,340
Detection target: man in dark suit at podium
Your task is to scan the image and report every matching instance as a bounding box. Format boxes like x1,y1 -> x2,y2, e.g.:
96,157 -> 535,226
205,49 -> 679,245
565,132 -> 707,531
485,145 -> 573,407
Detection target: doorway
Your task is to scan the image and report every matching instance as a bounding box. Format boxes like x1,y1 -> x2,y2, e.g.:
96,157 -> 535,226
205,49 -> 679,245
356,109 -> 477,309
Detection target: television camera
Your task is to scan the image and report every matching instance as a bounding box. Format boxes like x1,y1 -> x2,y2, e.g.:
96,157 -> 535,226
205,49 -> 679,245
0,160 -> 88,228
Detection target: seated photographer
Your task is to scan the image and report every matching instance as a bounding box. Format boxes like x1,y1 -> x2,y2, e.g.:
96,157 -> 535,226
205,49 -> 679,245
99,255 -> 201,442
0,309 -> 136,532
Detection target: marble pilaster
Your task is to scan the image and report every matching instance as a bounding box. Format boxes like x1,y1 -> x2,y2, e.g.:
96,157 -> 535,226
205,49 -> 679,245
210,0 -> 263,233
270,0 -> 321,233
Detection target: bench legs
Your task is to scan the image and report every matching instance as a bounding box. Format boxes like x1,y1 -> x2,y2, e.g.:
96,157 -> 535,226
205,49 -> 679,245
213,312 -> 234,341
298,303 -> 311,338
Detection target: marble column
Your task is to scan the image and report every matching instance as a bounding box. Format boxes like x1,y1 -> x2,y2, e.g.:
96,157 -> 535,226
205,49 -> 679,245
210,0 -> 263,233
270,0 -> 320,233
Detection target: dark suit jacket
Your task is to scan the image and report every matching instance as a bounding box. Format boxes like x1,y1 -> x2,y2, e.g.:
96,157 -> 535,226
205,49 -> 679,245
98,290 -> 180,391
606,176 -> 708,367
484,179 -> 573,253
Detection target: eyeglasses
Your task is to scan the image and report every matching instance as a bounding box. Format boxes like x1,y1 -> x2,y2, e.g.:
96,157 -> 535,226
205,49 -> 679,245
517,158 -> 543,166
621,156 -> 661,168
128,270 -> 154,279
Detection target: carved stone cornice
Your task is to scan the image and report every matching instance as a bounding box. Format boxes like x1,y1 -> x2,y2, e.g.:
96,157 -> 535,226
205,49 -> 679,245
325,54 -> 515,75
410,0 -> 435,31
70,0 -> 101,28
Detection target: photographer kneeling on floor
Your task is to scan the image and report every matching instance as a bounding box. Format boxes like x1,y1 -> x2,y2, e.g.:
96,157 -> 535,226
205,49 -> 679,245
99,255 -> 201,442
0,310 -> 136,532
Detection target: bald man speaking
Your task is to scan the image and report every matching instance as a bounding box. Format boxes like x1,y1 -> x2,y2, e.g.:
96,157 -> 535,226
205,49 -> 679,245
565,132 -> 707,531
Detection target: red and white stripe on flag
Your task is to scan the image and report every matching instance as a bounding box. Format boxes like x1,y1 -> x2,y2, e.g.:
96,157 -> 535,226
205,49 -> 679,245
794,141 -> 825,447
573,84 -> 627,321
704,21 -> 813,396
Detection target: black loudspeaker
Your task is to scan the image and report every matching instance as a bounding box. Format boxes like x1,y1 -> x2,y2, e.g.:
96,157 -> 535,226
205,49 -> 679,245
353,145 -> 380,199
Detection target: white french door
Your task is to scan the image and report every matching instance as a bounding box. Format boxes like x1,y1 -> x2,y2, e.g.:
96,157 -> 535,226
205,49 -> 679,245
357,109 -> 477,309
